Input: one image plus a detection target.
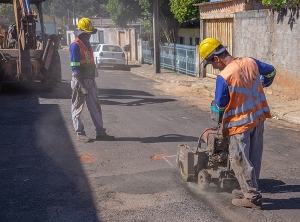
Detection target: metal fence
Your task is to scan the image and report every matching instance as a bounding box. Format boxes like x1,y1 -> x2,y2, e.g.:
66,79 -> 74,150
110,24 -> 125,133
141,41 -> 197,77
142,41 -> 154,64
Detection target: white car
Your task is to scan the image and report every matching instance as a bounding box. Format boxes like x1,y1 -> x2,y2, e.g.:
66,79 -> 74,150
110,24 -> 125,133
93,44 -> 126,69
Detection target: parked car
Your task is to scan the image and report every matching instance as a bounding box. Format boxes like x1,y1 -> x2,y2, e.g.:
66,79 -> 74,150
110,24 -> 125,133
93,44 -> 126,69
90,42 -> 100,51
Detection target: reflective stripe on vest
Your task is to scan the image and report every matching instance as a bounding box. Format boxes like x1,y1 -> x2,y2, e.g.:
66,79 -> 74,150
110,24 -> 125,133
224,106 -> 270,129
83,51 -> 91,64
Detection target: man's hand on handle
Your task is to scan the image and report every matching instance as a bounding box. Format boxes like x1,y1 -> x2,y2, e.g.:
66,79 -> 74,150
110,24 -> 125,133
81,86 -> 88,96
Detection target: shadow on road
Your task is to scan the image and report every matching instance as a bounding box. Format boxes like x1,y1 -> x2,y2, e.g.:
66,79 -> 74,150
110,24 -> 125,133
114,134 -> 198,143
0,86 -> 99,221
98,88 -> 177,106
260,179 -> 300,193
99,88 -> 153,97
263,198 -> 300,210
259,179 -> 300,210
0,81 -> 72,100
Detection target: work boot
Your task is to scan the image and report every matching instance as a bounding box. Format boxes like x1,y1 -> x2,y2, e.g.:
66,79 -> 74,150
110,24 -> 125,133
232,197 -> 262,210
96,132 -> 115,141
77,134 -> 93,143
232,189 -> 244,199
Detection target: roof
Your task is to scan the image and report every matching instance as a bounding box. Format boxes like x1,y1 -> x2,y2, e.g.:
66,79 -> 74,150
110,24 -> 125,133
180,19 -> 200,28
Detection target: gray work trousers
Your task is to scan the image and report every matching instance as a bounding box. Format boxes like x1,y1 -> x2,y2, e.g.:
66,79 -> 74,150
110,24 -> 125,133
71,78 -> 105,136
229,121 -> 264,199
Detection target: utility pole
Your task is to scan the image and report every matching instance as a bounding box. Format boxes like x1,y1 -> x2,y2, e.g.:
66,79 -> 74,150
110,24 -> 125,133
52,3 -> 55,24
153,0 -> 160,73
72,0 -> 76,26
67,9 -> 70,27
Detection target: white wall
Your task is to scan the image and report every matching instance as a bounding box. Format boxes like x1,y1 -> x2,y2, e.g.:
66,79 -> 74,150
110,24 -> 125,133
178,28 -> 200,46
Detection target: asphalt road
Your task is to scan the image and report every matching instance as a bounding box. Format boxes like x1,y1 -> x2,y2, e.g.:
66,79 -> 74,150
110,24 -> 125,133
0,50 -> 299,222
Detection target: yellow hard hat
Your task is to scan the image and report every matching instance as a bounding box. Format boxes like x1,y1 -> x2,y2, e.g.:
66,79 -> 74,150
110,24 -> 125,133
199,38 -> 222,60
77,18 -> 97,34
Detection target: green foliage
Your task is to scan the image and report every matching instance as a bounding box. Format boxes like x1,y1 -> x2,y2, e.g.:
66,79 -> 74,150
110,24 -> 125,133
138,0 -> 153,35
170,0 -> 204,23
0,4 -> 14,27
43,0 -> 71,19
142,0 -> 181,43
262,0 -> 300,9
106,0 -> 143,28
42,0 -> 110,24
0,0 -> 111,29
105,0 -> 205,43
0,0 -> 205,42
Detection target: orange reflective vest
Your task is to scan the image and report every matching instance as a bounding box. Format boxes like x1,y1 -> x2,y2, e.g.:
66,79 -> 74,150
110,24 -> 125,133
220,57 -> 271,137
70,38 -> 95,78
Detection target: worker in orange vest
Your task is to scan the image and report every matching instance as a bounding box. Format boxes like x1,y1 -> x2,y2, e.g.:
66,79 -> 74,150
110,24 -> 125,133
70,18 -> 115,142
199,38 -> 276,210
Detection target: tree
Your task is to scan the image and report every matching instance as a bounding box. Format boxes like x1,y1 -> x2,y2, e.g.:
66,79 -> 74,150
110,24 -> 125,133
170,0 -> 204,23
43,0 -> 72,20
106,0 -> 143,28
262,0 -> 300,9
156,0 -> 180,43
42,0 -> 110,24
0,4 -> 14,28
106,0 -> 179,43
106,0 -> 207,43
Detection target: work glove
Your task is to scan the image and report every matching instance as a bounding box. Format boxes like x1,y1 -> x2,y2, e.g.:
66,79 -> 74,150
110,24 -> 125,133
81,86 -> 88,96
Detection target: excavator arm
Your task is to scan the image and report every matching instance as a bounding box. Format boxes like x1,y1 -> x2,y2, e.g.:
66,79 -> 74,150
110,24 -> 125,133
15,0 -> 37,50
0,0 -> 61,90
13,0 -> 38,80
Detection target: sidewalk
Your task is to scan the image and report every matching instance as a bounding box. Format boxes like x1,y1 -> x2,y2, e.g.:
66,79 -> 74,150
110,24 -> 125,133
130,63 -> 300,127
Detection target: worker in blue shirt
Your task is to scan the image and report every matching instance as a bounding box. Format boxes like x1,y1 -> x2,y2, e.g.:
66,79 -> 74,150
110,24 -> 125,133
215,57 -> 276,110
70,18 -> 115,142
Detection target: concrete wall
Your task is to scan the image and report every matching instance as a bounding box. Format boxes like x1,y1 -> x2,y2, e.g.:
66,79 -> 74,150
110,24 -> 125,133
106,28 -> 136,62
234,9 -> 300,99
66,31 -> 75,45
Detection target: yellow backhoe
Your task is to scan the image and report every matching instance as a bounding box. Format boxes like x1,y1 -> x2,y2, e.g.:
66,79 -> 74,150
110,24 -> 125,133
0,0 -> 61,90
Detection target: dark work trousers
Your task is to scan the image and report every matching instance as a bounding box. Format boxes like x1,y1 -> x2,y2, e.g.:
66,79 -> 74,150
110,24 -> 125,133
229,121 -> 264,199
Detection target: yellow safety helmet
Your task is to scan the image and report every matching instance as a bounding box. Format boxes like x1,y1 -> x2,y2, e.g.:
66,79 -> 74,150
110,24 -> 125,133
199,38 -> 222,60
77,18 -> 97,34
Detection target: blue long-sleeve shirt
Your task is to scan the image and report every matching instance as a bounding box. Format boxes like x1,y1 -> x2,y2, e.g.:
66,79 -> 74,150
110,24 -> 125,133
215,57 -> 276,110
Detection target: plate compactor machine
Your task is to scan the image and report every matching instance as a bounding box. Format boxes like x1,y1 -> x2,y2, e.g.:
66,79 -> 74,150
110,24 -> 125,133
177,101 -> 239,190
